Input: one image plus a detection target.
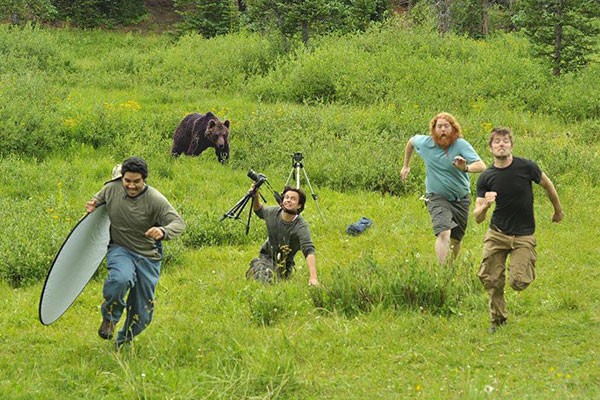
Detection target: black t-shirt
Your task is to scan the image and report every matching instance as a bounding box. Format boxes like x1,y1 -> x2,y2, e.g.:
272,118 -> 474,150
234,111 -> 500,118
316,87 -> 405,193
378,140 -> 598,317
476,157 -> 542,235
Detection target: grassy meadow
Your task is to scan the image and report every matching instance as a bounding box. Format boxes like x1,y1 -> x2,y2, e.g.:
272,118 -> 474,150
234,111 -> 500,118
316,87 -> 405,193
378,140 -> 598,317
1,20 -> 599,399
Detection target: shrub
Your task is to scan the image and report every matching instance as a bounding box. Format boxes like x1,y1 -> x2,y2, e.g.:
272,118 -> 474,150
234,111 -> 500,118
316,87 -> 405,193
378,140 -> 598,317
0,156 -> 81,286
245,285 -> 288,326
316,254 -> 474,317
174,0 -> 240,38
148,31 -> 283,92
0,24 -> 68,72
52,0 -> 146,28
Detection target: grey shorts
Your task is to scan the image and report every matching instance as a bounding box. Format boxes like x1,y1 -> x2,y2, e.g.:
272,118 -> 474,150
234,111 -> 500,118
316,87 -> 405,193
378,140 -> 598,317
424,193 -> 470,241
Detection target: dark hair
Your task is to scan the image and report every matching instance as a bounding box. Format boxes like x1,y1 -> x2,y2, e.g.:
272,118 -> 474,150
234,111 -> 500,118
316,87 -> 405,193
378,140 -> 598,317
121,157 -> 148,180
281,186 -> 306,213
488,127 -> 514,147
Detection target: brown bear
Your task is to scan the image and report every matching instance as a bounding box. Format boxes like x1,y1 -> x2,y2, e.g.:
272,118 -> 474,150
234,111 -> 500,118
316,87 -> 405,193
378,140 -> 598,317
171,112 -> 230,163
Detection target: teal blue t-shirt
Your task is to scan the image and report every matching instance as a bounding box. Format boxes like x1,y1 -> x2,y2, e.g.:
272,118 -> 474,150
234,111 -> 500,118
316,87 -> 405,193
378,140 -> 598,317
412,135 -> 482,201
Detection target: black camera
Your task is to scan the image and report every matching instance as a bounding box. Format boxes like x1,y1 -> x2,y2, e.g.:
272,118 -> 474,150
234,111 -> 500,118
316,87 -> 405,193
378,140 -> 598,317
293,152 -> 303,163
247,169 -> 267,183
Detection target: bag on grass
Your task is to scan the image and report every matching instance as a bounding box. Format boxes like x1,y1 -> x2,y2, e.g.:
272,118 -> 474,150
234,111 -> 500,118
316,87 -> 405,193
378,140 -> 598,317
346,217 -> 373,236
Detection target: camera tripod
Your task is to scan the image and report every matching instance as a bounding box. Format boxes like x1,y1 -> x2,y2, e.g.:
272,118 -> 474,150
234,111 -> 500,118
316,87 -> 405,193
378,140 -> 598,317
285,152 -> 323,218
221,171 -> 278,235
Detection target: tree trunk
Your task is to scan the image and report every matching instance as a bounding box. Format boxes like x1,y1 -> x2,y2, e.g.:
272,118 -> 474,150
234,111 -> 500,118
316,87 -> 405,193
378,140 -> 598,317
481,0 -> 489,37
435,0 -> 452,35
553,0 -> 564,76
302,20 -> 309,46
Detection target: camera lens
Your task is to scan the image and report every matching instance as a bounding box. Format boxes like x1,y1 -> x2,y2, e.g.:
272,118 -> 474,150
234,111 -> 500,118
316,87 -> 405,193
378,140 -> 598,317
247,169 -> 266,183
247,169 -> 258,181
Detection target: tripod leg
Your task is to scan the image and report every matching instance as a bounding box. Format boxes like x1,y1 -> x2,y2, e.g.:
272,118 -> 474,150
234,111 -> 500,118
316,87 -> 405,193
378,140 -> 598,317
295,166 -> 301,189
221,192 -> 252,221
301,167 -> 324,218
245,195 -> 255,235
285,168 -> 294,187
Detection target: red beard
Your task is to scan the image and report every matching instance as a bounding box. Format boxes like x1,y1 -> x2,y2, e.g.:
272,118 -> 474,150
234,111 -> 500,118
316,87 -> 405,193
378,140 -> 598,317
432,131 -> 459,148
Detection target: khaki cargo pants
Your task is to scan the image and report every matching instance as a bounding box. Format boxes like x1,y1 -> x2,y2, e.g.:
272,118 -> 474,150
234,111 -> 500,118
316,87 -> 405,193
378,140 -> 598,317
478,228 -> 537,323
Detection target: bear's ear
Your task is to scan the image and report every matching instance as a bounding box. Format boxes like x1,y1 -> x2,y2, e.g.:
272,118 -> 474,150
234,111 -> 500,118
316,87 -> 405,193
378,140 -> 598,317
207,120 -> 216,129
224,120 -> 230,129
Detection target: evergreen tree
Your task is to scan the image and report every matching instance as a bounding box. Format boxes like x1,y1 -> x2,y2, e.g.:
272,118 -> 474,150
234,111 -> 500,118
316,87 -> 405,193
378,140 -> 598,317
175,0 -> 239,38
51,0 -> 146,28
0,0 -> 57,24
245,0 -> 391,47
515,0 -> 600,75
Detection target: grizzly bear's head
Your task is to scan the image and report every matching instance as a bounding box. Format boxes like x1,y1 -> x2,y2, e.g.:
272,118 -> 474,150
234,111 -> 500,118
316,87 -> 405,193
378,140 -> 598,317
205,119 -> 230,149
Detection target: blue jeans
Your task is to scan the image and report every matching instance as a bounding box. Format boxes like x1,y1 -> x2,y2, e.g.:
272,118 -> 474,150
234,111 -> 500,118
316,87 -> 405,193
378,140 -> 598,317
101,244 -> 161,345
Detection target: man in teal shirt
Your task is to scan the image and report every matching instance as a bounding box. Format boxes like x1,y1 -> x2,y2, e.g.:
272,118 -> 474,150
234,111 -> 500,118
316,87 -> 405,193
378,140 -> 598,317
401,112 -> 486,265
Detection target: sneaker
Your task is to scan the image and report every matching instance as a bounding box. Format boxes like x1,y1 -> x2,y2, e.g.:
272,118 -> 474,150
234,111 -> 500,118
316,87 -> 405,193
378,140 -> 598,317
98,319 -> 116,340
488,319 -> 507,334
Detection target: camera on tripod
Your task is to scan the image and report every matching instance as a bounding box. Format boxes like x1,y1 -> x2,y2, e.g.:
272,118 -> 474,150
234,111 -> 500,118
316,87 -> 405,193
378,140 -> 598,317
285,151 -> 323,218
247,169 -> 269,194
221,169 -> 279,234
292,152 -> 303,163
247,169 -> 267,184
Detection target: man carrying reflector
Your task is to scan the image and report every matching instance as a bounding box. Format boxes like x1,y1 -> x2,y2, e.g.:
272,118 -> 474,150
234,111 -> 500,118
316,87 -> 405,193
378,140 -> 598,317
86,157 -> 185,348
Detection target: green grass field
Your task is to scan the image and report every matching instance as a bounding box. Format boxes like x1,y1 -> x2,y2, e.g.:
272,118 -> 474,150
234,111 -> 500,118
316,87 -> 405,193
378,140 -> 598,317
0,21 -> 599,399
1,154 -> 598,399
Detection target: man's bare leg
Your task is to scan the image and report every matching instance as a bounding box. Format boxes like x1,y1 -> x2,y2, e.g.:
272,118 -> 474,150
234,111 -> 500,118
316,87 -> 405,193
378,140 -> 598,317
435,230 -> 452,265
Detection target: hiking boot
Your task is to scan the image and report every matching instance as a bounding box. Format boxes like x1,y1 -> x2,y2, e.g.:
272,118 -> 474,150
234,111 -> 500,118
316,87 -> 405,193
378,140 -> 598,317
488,319 -> 507,334
98,319 -> 116,340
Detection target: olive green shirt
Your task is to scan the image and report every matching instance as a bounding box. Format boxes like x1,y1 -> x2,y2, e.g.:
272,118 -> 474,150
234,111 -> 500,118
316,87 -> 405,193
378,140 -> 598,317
93,180 -> 185,260
255,206 -> 315,270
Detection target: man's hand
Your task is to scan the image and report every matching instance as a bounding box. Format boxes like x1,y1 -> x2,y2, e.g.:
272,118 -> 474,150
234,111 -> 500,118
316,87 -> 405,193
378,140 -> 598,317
452,156 -> 467,172
484,191 -> 497,206
400,166 -> 410,182
474,192 -> 497,224
309,277 -> 320,287
85,199 -> 97,213
552,209 -> 564,223
145,227 -> 165,241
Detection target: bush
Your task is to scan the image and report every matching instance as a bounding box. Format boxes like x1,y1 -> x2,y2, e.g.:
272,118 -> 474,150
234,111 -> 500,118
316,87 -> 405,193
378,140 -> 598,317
0,24 -> 67,72
52,0 -> 146,28
0,156 -> 82,286
246,26 -> 550,115
174,0 -> 240,38
316,254 -> 474,317
147,31 -> 284,93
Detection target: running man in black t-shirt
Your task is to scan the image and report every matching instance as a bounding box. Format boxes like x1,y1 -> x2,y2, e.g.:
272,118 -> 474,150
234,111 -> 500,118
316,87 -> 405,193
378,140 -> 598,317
474,127 -> 564,333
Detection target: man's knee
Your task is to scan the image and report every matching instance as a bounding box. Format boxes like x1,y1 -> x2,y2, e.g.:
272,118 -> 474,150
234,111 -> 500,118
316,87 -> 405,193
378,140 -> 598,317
509,262 -> 535,291
478,274 -> 504,290
437,230 -> 451,240
478,262 -> 504,290
509,280 -> 530,291
106,271 -> 131,288
508,246 -> 536,291
103,272 -> 132,299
